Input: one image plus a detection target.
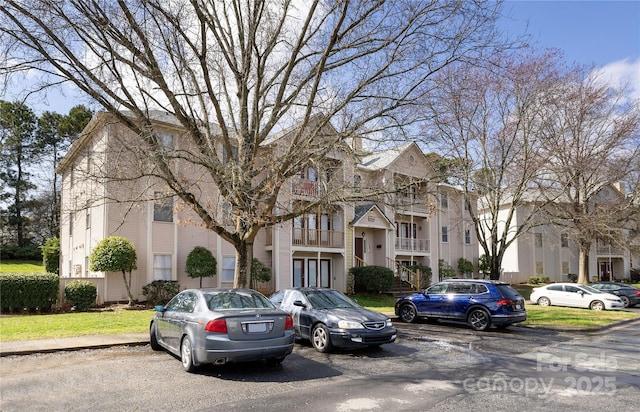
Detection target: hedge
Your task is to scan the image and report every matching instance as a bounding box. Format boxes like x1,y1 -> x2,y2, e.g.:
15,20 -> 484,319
64,280 -> 97,311
0,272 -> 59,312
350,265 -> 393,294
142,280 -> 180,306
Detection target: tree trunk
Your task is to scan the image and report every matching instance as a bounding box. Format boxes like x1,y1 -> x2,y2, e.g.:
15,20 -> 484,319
233,240 -> 254,288
122,270 -> 134,305
577,243 -> 591,285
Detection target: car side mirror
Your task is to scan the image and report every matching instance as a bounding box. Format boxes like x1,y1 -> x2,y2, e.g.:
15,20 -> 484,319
154,305 -> 166,312
578,291 -> 584,295
293,300 -> 307,308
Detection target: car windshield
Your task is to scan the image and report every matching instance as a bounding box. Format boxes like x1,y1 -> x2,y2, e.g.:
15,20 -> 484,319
205,291 -> 276,310
304,290 -> 359,309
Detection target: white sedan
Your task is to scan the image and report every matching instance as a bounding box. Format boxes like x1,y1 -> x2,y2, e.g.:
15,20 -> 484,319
530,283 -> 624,310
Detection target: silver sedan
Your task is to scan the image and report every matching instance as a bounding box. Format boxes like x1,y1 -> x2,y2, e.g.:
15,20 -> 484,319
150,288 -> 295,372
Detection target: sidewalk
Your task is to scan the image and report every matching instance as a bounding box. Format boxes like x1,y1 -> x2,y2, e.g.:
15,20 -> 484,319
0,333 -> 149,357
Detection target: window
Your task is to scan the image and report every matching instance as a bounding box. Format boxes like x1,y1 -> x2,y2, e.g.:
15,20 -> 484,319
441,226 -> 448,243
223,145 -> 238,164
157,132 -> 173,150
153,193 -> 173,222
465,229 -> 471,245
353,175 -> 361,192
535,233 -> 543,247
562,261 -> 569,274
221,256 -> 235,282
561,233 -> 569,248
440,192 -> 448,208
536,261 -> 543,275
153,255 -> 172,280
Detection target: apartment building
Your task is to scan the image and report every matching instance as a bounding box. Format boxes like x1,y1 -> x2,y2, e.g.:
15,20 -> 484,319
483,184 -> 639,284
56,112 -> 478,303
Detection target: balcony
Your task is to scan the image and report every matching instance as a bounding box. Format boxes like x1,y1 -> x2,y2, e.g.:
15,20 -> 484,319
395,237 -> 429,253
293,228 -> 344,248
264,227 -> 344,248
292,179 -> 322,197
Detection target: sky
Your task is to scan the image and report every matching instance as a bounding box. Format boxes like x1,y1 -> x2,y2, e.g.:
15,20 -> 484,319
499,0 -> 640,97
3,0 -> 640,114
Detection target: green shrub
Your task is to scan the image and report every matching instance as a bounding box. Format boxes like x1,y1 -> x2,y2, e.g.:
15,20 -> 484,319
350,266 -> 393,294
438,259 -> 456,279
407,265 -> 432,288
41,237 -> 60,275
64,280 -> 97,311
0,272 -> 59,312
250,258 -> 272,289
528,275 -> 551,285
567,274 -> 578,283
142,280 -> 180,306
0,245 -> 42,261
185,246 -> 216,287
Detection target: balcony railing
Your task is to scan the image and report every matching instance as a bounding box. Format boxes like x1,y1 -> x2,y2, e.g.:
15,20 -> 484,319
292,179 -> 323,197
395,237 -> 429,253
596,244 -> 625,256
292,228 -> 344,248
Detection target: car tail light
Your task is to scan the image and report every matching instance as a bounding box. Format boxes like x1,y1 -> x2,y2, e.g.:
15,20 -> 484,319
285,315 -> 294,330
497,299 -> 513,306
635,291 -> 640,296
205,319 -> 227,333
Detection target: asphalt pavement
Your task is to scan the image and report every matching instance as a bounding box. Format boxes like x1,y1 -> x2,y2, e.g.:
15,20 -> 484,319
2,307 -> 638,357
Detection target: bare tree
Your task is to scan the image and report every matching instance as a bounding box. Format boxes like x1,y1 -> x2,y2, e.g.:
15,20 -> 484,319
534,67 -> 640,284
0,0 -> 503,286
422,49 -> 562,280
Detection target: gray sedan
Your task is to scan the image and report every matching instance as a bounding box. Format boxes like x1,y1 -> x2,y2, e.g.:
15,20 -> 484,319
150,288 -> 295,372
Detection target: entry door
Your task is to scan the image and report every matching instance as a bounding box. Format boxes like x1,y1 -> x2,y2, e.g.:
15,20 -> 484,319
320,259 -> 330,288
355,237 -> 364,265
293,259 -> 305,287
599,262 -> 612,281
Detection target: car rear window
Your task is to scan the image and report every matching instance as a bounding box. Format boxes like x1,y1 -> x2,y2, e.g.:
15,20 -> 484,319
495,284 -> 521,299
205,291 -> 276,310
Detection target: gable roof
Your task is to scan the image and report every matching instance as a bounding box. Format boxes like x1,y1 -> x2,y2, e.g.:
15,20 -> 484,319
350,203 -> 394,228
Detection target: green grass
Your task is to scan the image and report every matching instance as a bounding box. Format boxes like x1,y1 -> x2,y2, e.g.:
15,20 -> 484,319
0,309 -> 155,342
524,305 -> 638,327
352,294 -> 397,313
0,260 -> 45,273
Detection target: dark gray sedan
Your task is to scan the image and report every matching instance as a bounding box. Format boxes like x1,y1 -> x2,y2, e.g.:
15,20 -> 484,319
150,288 -> 295,372
270,288 -> 396,352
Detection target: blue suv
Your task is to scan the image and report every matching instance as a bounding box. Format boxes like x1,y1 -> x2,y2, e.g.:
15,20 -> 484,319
395,279 -> 527,331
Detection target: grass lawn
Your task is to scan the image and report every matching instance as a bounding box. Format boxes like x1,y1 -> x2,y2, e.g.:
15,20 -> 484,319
524,305 -> 638,327
0,260 -> 45,273
351,294 -> 397,313
0,308 -> 155,342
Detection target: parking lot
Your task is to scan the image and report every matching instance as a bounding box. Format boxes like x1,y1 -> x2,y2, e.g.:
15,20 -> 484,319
2,316 -> 639,411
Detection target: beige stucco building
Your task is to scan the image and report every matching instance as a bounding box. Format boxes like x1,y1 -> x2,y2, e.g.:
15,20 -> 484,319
57,112 -> 479,303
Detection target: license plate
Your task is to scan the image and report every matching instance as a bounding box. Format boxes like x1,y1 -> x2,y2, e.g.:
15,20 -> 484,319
247,322 -> 267,333
515,304 -> 523,310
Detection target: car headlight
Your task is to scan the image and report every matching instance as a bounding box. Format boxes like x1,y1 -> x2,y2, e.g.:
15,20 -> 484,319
338,320 -> 363,329
386,319 -> 393,327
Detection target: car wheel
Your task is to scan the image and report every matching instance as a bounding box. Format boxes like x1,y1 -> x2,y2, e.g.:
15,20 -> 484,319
620,296 -> 630,307
537,297 -> 551,307
399,304 -> 417,323
590,300 -> 605,311
149,322 -> 162,351
467,308 -> 491,331
181,336 -> 198,373
311,324 -> 333,353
